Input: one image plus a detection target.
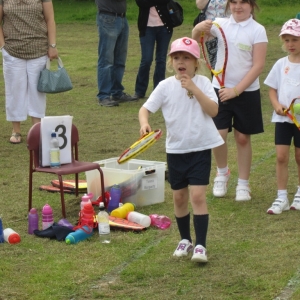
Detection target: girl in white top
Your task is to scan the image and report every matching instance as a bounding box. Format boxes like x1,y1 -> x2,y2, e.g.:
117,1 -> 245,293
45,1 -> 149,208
139,37 -> 223,263
264,19 -> 300,215
192,0 -> 268,202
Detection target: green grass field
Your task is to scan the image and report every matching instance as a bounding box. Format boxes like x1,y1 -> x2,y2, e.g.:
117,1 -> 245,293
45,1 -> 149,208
0,1 -> 300,299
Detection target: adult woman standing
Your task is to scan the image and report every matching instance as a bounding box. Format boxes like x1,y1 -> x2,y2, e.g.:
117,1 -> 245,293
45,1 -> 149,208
0,0 -> 58,144
196,0 -> 228,20
134,0 -> 174,99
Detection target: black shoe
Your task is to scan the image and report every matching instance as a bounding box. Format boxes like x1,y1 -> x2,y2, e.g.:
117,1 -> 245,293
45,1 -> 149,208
112,93 -> 138,102
133,93 -> 145,100
99,98 -> 119,107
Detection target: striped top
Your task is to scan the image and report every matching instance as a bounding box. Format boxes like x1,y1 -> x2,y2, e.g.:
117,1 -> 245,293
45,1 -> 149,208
1,0 -> 51,59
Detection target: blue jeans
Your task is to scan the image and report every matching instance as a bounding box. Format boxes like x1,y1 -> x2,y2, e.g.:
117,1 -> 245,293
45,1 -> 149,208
96,13 -> 129,100
135,26 -> 172,97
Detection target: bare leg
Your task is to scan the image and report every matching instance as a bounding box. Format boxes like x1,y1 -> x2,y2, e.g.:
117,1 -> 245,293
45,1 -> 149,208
31,117 -> 41,125
212,129 -> 228,168
234,129 -> 251,180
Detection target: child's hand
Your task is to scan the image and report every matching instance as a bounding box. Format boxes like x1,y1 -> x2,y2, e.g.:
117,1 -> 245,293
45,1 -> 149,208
194,20 -> 212,35
140,124 -> 152,136
180,74 -> 196,94
274,104 -> 286,116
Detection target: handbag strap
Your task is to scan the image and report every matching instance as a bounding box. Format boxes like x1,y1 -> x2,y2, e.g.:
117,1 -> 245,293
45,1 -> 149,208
46,57 -> 64,70
201,0 -> 212,14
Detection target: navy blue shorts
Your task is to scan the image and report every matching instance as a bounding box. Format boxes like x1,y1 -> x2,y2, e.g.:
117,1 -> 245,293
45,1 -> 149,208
167,150 -> 211,190
275,122 -> 300,147
213,89 -> 264,134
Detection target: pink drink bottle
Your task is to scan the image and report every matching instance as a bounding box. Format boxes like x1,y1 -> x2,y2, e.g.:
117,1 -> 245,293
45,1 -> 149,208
149,214 -> 171,230
42,204 -> 54,230
80,194 -> 91,210
28,208 -> 39,234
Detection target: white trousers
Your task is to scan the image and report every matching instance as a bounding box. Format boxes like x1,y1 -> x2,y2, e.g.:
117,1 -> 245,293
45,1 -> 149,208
2,49 -> 47,121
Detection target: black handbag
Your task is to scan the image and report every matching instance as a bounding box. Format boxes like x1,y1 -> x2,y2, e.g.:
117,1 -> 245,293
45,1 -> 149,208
167,0 -> 184,28
193,0 -> 211,27
37,57 -> 73,94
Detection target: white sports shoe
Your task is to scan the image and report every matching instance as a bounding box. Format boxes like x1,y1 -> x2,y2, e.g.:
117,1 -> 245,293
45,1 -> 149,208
213,170 -> 230,197
235,185 -> 251,201
290,194 -> 300,210
267,198 -> 290,214
191,245 -> 208,263
173,239 -> 193,257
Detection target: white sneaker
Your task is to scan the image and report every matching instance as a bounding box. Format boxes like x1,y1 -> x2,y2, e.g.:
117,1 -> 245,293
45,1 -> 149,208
173,239 -> 193,257
235,185 -> 251,201
191,245 -> 208,263
267,198 -> 290,214
213,170 -> 230,197
290,194 -> 300,210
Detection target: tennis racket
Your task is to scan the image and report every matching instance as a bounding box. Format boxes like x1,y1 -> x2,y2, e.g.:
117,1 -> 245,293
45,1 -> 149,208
284,97 -> 300,130
200,22 -> 228,89
117,129 -> 162,164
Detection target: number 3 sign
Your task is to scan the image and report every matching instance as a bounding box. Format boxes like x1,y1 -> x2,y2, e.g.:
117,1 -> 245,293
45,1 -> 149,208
40,115 -> 73,167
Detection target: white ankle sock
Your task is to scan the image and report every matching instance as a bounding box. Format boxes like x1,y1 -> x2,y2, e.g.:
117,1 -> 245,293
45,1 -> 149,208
217,166 -> 228,175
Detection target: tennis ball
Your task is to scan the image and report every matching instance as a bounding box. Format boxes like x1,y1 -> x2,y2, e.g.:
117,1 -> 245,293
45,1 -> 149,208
294,103 -> 300,115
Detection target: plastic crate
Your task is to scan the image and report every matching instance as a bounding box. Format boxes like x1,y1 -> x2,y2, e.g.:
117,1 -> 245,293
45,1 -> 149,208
85,158 -> 166,207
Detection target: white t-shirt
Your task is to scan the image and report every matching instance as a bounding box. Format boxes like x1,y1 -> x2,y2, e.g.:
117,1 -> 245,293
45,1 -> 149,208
264,56 -> 300,123
143,75 -> 224,153
212,15 -> 268,91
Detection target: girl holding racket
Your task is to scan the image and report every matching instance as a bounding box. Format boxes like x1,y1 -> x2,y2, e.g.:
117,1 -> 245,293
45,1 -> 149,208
192,0 -> 268,201
139,37 -> 224,263
264,19 -> 300,214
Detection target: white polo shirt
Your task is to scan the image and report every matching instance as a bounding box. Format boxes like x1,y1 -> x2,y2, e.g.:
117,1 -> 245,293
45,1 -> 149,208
212,15 -> 268,91
143,75 -> 224,154
264,56 -> 300,123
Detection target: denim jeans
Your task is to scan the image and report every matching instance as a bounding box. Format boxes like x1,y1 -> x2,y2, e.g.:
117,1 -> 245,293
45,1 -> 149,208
96,13 -> 129,100
135,26 -> 172,97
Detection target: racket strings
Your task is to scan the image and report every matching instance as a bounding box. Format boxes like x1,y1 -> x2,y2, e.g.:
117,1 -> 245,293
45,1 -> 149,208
210,25 -> 226,73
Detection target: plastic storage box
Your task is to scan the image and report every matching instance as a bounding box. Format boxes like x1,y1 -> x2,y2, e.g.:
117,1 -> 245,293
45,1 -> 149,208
85,158 -> 166,207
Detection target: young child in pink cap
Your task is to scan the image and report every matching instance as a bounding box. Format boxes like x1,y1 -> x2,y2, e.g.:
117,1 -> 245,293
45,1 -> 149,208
264,19 -> 300,215
139,37 -> 224,263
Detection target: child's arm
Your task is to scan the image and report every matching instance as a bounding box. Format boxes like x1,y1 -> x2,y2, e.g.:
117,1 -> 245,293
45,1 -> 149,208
219,42 -> 267,102
192,19 -> 213,41
180,74 -> 218,117
139,106 -> 152,136
269,88 -> 286,116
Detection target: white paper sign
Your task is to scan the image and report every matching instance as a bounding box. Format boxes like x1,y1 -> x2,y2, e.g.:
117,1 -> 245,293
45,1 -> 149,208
40,115 -> 73,167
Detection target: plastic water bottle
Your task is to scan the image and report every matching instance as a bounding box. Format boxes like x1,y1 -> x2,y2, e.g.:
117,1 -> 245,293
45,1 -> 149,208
97,202 -> 110,243
110,202 -> 135,219
42,204 -> 54,230
80,194 -> 91,210
126,211 -> 151,227
0,216 -> 4,244
50,130 -> 60,168
65,225 -> 93,244
28,208 -> 39,234
149,214 -> 171,230
107,184 -> 122,213
3,228 -> 21,244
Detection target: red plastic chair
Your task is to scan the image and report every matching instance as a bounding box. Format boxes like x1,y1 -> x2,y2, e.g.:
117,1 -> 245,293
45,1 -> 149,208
27,123 -> 105,218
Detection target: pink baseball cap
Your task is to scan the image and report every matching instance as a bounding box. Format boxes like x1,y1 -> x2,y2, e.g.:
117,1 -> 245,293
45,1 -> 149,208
279,19 -> 300,37
168,37 -> 200,58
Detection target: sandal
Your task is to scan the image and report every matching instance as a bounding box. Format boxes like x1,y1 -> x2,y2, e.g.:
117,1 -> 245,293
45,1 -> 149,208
10,132 -> 22,144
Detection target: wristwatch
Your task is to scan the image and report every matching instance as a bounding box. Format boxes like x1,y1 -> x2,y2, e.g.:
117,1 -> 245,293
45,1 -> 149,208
49,44 -> 56,48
